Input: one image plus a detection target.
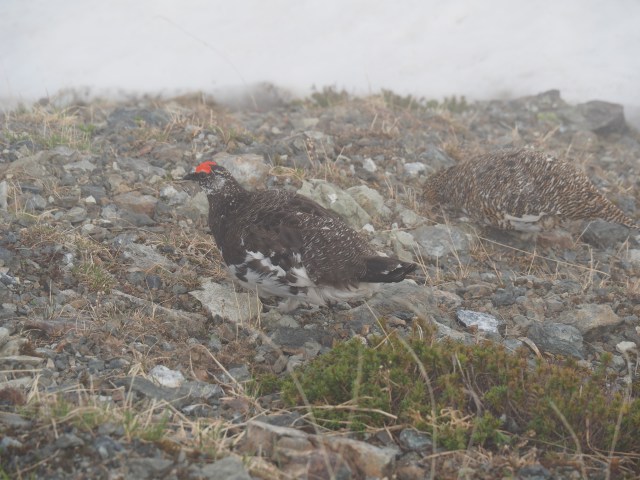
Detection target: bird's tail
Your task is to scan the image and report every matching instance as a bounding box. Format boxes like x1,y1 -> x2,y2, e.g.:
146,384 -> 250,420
361,256 -> 417,283
597,201 -> 639,229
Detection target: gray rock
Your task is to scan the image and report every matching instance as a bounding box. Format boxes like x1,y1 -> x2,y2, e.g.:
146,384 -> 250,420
0,181 -> 8,210
0,436 -> 23,449
517,463 -> 553,480
160,184 -> 189,205
101,204 -> 120,221
628,249 -> 640,267
212,152 -> 270,189
64,206 -> 88,223
398,429 -> 432,451
411,224 -> 470,258
121,243 -> 178,271
243,420 -> 396,478
456,309 -> 504,335
181,381 -> 224,402
189,279 -> 261,324
268,327 -> 331,351
145,274 -> 162,289
389,229 -> 416,262
226,365 -> 251,382
298,179 -> 371,228
403,162 -> 427,176
188,191 -> 209,216
126,458 -> 174,480
431,289 -> 463,309
0,327 -> 10,347
25,193 -> 47,211
0,337 -> 28,356
398,207 -> 427,228
94,435 -> 124,460
551,280 -> 582,295
114,376 -> 219,408
361,157 -> 377,172
0,412 -> 31,428
119,209 -> 156,226
113,192 -> 158,216
55,433 -> 84,449
582,219 -> 632,247
0,355 -> 45,367
81,184 -> 107,202
208,334 -> 222,352
557,304 -> 622,335
346,185 -> 391,219
571,130 -> 599,152
575,100 -> 627,135
492,289 -> 518,306
197,456 -> 252,480
108,107 -> 171,129
616,341 -> 637,355
465,283 -> 493,298
527,322 -> 584,358
149,365 -> 185,388
4,151 -> 51,179
115,156 -> 166,177
63,159 -> 96,172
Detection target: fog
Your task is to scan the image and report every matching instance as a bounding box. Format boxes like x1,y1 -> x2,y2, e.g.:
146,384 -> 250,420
2,0 -> 639,123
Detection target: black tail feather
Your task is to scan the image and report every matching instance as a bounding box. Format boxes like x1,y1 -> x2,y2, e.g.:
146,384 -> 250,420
361,256 -> 417,283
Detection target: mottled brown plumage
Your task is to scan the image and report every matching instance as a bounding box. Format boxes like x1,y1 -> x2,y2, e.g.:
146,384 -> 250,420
422,149 -> 638,232
184,160 -> 416,310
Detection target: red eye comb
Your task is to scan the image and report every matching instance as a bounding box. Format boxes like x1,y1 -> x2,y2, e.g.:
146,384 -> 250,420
194,160 -> 218,173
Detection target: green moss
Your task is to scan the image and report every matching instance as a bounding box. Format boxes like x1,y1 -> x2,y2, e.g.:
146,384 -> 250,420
281,328 -> 640,458
310,86 -> 350,107
72,262 -> 116,293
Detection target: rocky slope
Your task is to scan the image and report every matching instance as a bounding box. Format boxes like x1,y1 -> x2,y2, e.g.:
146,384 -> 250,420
1,87 -> 639,479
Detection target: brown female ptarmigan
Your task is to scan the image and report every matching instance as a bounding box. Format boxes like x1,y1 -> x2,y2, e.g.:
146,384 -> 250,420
422,149 -> 638,232
184,160 -> 416,311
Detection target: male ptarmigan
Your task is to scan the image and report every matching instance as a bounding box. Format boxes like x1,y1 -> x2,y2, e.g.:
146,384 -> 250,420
184,160 -> 417,311
422,149 -> 638,232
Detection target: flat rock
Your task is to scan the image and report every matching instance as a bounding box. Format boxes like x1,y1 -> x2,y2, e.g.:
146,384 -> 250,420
582,219 -> 632,248
212,152 -> 270,189
575,100 -> 627,135
107,108 -> 171,129
113,192 -> 158,216
243,420 -> 396,478
121,243 -> 178,271
63,159 -> 96,172
411,224 -> 471,258
351,280 -> 435,321
149,365 -> 185,388
456,309 -> 504,335
115,156 -> 166,177
197,456 -> 252,480
3,151 -> 52,179
527,322 -> 584,358
298,179 -> 371,228
0,181 -> 8,210
189,279 -> 260,324
557,303 -> 622,335
346,185 -> 391,219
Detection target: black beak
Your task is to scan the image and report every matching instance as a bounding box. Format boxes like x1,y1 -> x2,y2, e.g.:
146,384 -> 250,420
183,170 -> 198,181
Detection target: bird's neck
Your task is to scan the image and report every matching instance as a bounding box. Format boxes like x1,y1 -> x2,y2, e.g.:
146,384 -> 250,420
206,177 -> 250,239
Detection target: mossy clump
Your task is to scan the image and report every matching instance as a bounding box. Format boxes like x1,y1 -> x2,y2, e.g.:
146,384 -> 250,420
281,327 -> 639,456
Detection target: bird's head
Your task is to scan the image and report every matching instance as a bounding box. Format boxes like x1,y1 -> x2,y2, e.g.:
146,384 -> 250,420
421,169 -> 449,204
183,160 -> 239,195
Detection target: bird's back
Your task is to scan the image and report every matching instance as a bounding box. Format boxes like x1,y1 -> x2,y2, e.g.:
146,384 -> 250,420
423,149 -> 637,231
216,188 -> 377,288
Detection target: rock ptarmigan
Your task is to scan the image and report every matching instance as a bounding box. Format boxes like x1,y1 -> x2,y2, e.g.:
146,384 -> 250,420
184,160 -> 417,311
422,149 -> 638,232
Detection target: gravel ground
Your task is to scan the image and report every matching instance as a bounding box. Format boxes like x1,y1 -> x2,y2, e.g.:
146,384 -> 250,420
1,86 -> 639,479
